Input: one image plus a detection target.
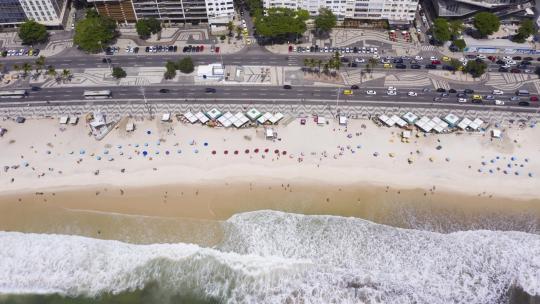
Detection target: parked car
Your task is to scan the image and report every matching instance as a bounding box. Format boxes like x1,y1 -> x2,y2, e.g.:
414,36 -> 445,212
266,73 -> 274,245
283,85 -> 292,89
366,90 -> 377,95
159,89 -> 170,93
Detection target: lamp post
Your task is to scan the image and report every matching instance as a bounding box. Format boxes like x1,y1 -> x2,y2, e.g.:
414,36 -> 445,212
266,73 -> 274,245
98,41 -> 113,73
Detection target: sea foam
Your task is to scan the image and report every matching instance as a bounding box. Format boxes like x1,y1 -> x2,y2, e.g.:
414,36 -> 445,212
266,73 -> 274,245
1,210 -> 539,304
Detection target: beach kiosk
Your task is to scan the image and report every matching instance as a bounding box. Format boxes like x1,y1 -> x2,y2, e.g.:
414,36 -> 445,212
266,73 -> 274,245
207,108 -> 222,120
246,108 -> 262,121
317,117 -> 326,125
270,113 -> 284,124
265,128 -> 275,139
59,116 -> 68,124
457,118 -> 472,130
68,116 -> 79,125
161,113 -> 171,122
491,129 -> 502,138
443,113 -> 460,128
195,112 -> 209,124
233,112 -> 249,128
184,111 -> 198,124
402,112 -> 418,125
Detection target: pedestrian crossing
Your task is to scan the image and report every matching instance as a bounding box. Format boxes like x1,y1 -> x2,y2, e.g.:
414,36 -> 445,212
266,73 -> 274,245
287,56 -> 299,66
431,79 -> 450,90
421,45 -> 436,51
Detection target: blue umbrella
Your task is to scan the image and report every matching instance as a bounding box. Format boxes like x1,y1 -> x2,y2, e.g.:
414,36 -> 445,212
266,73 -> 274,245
96,156 -> 101,160
204,142 -> 209,146
165,151 -> 170,155
146,130 -> 151,135
142,151 -> 148,156
103,150 -> 109,155
144,143 -> 149,147
511,156 -> 516,161
134,144 -> 139,148
79,149 -> 85,155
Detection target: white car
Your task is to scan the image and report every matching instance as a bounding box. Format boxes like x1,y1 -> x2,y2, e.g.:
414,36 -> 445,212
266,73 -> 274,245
476,54 -> 486,59
503,56 -> 512,61
407,91 -> 418,96
492,90 -> 504,95
372,54 -> 380,59
495,100 -> 505,105
387,86 -> 397,91
387,90 -> 397,96
430,56 -> 438,61
414,55 -> 423,61
505,60 -> 516,66
355,58 -> 365,63
366,90 -> 377,95
458,98 -> 467,103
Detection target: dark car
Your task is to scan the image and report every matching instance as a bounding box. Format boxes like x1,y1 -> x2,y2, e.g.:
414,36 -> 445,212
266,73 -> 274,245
440,92 -> 449,97
349,62 -> 358,67
521,60 -> 531,65
205,88 -> 216,93
173,46 -> 178,52
133,47 -> 139,53
425,64 -> 437,69
102,58 -> 111,63
498,67 -> 509,72
449,89 -> 457,93
393,58 -> 403,64
511,68 -> 521,73
340,57 -> 349,63
145,46 -> 150,52
512,56 -> 522,60
215,46 -> 220,53
464,89 -> 474,94
182,46 -> 188,52
530,96 -> 539,101
436,88 -> 446,93
168,46 -> 174,52
351,85 -> 359,90
496,59 -> 505,65
410,64 -> 421,69
518,101 -> 530,106
30,86 -> 41,91
283,85 -> 292,89
471,98 -> 483,104
431,60 -> 441,65
442,65 -> 455,71
159,89 -> 170,93
457,93 -> 466,98
523,57 -> 533,61
395,63 -> 407,69
433,97 -> 443,102
32,49 -> 40,56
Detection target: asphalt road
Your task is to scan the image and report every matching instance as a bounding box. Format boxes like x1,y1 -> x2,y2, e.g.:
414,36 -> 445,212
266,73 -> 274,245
2,85 -> 538,114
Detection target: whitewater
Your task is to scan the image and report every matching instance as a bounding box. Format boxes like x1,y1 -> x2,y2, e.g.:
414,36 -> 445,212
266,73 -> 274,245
1,210 -> 539,304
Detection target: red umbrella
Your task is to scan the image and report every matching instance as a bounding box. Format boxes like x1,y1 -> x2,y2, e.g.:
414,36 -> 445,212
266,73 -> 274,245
254,148 -> 259,153
224,150 -> 229,155
212,150 -> 216,155
234,150 -> 239,155
264,148 -> 269,153
274,149 -> 279,154
245,149 -> 250,154
282,151 -> 287,155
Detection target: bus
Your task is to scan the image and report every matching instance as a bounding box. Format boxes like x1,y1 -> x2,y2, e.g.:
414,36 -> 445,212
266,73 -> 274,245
83,90 -> 112,99
0,90 -> 27,98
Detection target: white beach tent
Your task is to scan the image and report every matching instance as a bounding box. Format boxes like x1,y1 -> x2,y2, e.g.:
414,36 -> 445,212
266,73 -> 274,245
457,118 -> 472,130
402,112 -> 418,124
257,112 -> 273,124
270,113 -> 284,124
391,115 -> 407,128
59,116 -> 68,124
415,116 -> 434,132
195,112 -> 209,124
68,116 -> 78,125
161,113 -> 171,122
431,117 -> 449,133
469,118 -> 484,131
126,122 -> 135,132
443,113 -> 460,127
246,108 -> 262,121
492,129 -> 502,138
233,112 -> 249,128
378,115 -> 394,127
207,108 -> 222,120
317,117 -> 326,125
339,115 -> 348,126
184,111 -> 198,124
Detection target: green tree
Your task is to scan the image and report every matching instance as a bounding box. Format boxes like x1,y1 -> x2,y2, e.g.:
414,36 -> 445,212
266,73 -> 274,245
18,20 -> 48,45
227,21 -> 234,36
314,8 -> 336,36
464,60 -> 487,78
112,66 -> 127,79
22,62 -> 32,77
432,18 -> 451,43
74,14 -> 117,53
35,55 -> 46,73
449,20 -> 464,38
46,65 -> 56,78
473,12 -> 500,37
61,69 -> 72,81
176,57 -> 194,74
452,39 -> 466,51
255,8 -> 309,40
512,19 -> 535,43
449,58 -> 462,72
135,18 -> 161,39
164,61 -> 177,79
236,26 -> 243,39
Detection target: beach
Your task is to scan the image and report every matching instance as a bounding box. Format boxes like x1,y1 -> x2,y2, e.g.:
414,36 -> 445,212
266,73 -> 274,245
1,115 -> 540,303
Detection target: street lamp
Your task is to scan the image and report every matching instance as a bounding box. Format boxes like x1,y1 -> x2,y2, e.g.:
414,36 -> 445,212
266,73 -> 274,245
98,41 -> 113,73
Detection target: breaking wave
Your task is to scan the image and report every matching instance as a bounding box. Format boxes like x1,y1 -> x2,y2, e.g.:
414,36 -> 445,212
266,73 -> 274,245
1,210 -> 539,304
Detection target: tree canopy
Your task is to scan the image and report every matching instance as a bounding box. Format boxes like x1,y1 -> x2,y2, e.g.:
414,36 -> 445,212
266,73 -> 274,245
314,8 -> 336,35
432,18 -> 451,43
512,19 -> 535,43
255,8 -> 309,40
452,39 -> 466,51
473,12 -> 500,37
464,60 -> 487,78
177,57 -> 194,74
112,66 -> 127,79
74,13 -> 117,53
18,20 -> 48,45
164,61 -> 177,79
449,20 -> 464,38
135,18 -> 161,39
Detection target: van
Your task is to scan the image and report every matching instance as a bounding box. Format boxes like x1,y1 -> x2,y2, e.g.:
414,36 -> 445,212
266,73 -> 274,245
516,89 -> 529,96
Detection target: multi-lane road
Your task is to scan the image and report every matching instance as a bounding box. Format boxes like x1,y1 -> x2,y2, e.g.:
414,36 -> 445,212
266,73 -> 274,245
2,85 -> 538,114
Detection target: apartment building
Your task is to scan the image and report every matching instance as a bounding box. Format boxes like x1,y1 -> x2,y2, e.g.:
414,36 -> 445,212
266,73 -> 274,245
264,0 -> 418,25
430,0 -> 532,18
0,0 -> 27,26
88,0 -> 234,25
0,0 -> 68,27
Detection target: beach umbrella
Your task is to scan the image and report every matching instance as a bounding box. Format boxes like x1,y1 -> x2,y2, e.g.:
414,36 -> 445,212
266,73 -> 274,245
204,142 -> 209,147
165,151 -> 170,155
357,145 -> 362,149
22,161 -> 28,167
489,169 -> 493,173
212,150 -> 216,155
177,150 -> 182,154
481,161 -> 486,166
142,151 -> 148,156
79,149 -> 85,155
234,150 -> 239,155
511,156 -> 516,161
264,148 -> 269,153
490,159 -> 495,163
155,151 -> 160,154
119,152 -> 124,156
117,145 -> 122,149
146,130 -> 151,135
194,149 -> 199,153
477,169 -> 482,173
96,156 -> 101,160
282,151 -> 287,155
373,152 -> 379,157
156,141 -> 161,146
46,150 -> 51,154
245,149 -> 250,154
224,150 -> 229,155
515,172 -> 519,176
144,143 -> 149,147
525,158 -> 529,162
69,151 -> 74,155
529,173 -> 533,177
135,144 -> 139,148
503,170 -> 508,174
103,150 -> 109,155
108,157 -> 114,161
274,149 -> 279,154
254,148 -> 259,153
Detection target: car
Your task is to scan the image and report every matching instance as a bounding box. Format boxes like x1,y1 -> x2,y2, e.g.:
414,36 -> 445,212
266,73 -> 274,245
387,90 -> 397,96
449,89 -> 457,93
505,60 -> 517,66
423,88 -> 432,92
433,97 -> 442,102
510,96 -> 520,101
396,63 -> 406,69
431,60 -> 441,65
498,67 -> 509,73
159,89 -> 170,93
102,58 -> 111,63
366,90 -> 377,95
511,68 -> 521,73
484,95 -> 494,100
440,93 -> 449,97
457,93 -> 466,98
32,49 -> 40,56
464,89 -> 474,94
393,58 -> 403,64
442,56 -> 450,62
530,96 -> 539,101
425,64 -> 437,69
351,85 -> 359,90
407,91 -> 417,96
383,63 -> 392,68
205,88 -> 217,93
524,57 -> 533,61
354,58 -> 365,63
215,46 -> 220,53
495,100 -> 505,105
283,85 -> 292,89
414,55 -> 423,61
472,94 -> 481,100
436,88 -> 446,93
471,98 -> 482,104
387,86 -> 396,91
173,46 -> 177,52
458,98 -> 467,103
487,55 -> 496,62
133,47 -> 139,53
340,57 -> 350,63
442,65 -> 455,71
521,61 -> 531,65
430,56 -> 438,61
492,90 -> 504,95
518,101 -> 530,106
30,86 -> 41,91
512,56 -> 522,60
343,89 -> 353,95
349,63 -> 358,67
410,64 -> 421,69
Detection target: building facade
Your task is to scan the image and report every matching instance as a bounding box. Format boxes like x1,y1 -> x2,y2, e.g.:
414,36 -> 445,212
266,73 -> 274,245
430,0 -> 532,19
19,0 -> 68,27
88,0 -> 234,25
0,0 -> 27,26
264,0 -> 418,25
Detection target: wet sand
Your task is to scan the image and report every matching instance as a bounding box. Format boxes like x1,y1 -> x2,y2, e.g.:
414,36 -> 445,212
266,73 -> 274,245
1,181 -> 539,245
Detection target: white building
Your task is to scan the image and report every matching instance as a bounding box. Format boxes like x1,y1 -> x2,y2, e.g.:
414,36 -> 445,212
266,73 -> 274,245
264,0 -> 418,24
19,0 -> 68,27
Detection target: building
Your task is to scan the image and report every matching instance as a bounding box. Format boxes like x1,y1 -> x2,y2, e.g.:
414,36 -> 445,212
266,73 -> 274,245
88,0 -> 234,25
263,0 -> 418,25
429,0 -> 533,19
0,0 -> 27,27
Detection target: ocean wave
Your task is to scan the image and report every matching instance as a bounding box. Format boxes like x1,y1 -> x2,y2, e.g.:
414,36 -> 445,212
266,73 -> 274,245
0,210 -> 539,304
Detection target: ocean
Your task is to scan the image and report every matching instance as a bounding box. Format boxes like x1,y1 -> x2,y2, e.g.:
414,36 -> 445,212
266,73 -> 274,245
0,210 -> 539,304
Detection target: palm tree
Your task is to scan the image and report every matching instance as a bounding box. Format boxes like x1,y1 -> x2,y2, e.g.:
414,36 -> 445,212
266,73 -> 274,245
315,59 -> 322,73
236,26 -> 243,39
35,55 -> 46,74
46,65 -> 57,79
13,64 -> 20,76
22,63 -> 32,78
227,21 -> 234,36
61,69 -> 72,82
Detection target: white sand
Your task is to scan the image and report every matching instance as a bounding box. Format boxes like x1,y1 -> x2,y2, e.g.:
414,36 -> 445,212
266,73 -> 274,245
0,116 -> 539,200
